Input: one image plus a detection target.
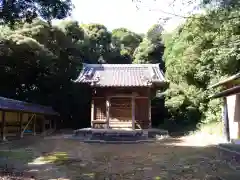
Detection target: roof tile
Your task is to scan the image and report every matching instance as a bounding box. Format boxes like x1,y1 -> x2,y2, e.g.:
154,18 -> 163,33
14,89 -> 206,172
74,63 -> 166,87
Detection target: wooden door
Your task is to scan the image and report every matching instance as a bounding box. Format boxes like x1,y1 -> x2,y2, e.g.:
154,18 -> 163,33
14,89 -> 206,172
109,97 -> 132,129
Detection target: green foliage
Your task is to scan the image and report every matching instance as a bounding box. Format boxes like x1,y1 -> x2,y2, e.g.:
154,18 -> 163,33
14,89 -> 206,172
163,2 -> 240,130
146,24 -> 163,43
112,28 -> 142,57
0,0 -> 73,27
202,0 -> 240,9
133,25 -> 165,71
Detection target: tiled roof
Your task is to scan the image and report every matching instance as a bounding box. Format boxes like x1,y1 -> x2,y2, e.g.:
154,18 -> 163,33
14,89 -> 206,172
0,96 -> 59,115
74,63 -> 166,87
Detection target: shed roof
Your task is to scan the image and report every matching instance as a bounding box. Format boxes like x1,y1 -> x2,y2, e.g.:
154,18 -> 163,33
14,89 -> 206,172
0,96 -> 58,115
209,73 -> 240,89
210,85 -> 240,99
74,63 -> 167,87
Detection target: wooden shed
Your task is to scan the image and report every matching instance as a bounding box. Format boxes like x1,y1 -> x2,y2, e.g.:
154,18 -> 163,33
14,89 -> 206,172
210,73 -> 240,144
74,63 -> 168,130
0,96 -> 59,141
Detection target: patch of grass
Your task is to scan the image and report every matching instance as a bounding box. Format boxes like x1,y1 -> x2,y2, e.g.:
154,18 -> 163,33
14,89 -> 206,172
39,152 -> 68,165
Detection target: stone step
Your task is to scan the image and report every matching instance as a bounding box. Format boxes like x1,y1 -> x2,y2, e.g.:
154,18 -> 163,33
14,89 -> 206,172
90,130 -> 146,142
109,124 -> 132,128
109,121 -> 132,124
90,136 -> 147,142
109,121 -> 132,123
111,128 -> 133,130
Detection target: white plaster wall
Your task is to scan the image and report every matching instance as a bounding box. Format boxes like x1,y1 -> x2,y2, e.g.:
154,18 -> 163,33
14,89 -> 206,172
227,94 -> 240,140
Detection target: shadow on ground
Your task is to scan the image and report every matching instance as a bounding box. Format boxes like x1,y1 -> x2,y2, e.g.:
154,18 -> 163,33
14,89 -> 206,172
0,136 -> 240,180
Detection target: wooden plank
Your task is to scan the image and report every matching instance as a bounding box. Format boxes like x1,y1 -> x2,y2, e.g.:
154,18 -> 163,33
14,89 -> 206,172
92,120 -> 107,124
132,96 -> 135,130
1,111 -> 6,141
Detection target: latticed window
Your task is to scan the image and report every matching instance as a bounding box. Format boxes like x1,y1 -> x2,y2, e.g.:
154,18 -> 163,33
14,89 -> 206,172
95,99 -> 106,121
96,107 -> 106,120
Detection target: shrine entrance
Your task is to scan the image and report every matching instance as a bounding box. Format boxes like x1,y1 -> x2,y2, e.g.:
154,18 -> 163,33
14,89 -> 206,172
109,97 -> 133,129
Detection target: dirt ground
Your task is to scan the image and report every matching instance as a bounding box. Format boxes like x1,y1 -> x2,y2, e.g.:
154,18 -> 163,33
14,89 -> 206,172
0,135 -> 240,180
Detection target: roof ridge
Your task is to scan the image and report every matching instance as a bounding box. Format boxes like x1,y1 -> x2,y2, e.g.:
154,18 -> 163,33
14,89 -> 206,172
82,63 -> 160,68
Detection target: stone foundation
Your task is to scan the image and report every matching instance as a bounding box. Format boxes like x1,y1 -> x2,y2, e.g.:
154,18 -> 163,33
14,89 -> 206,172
73,128 -> 169,143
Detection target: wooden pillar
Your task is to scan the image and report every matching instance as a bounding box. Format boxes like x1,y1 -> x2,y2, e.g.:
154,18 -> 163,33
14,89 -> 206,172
53,119 -> 57,130
19,113 -> 23,138
1,111 -> 6,141
49,119 -> 52,129
42,118 -> 45,135
148,89 -> 152,129
132,96 -> 135,130
106,97 -> 110,129
223,97 -> 230,142
33,114 -> 36,136
91,99 -> 94,127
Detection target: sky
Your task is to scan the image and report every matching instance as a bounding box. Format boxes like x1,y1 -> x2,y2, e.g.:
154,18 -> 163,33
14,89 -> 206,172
53,0 -> 201,34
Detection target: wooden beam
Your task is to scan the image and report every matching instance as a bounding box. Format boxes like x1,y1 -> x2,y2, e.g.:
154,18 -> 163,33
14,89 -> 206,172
21,114 -> 35,137
132,96 -> 135,130
19,113 -> 23,138
108,93 -> 138,98
91,99 -> 94,127
92,120 -> 107,124
135,97 -> 148,99
33,114 -> 36,136
1,111 -> 6,141
106,97 -> 110,129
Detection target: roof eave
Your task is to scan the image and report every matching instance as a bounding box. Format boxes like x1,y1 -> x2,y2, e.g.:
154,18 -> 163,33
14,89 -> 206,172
152,80 -> 169,88
0,108 -> 59,116
210,85 -> 240,99
209,73 -> 240,89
